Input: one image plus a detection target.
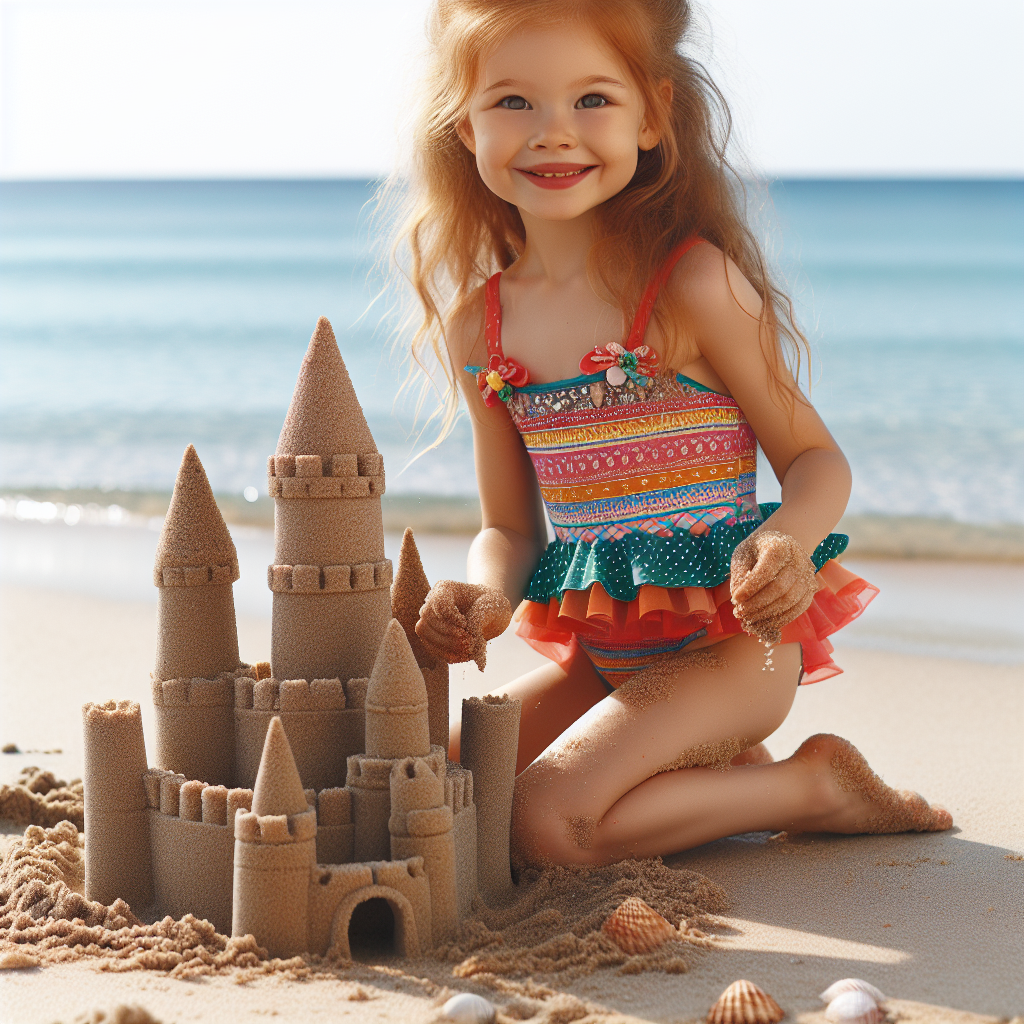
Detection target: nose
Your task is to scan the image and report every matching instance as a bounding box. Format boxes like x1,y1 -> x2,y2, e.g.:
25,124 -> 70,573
528,109 -> 577,151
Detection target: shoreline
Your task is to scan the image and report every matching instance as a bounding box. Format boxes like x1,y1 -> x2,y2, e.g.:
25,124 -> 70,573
3,487 -> 1023,561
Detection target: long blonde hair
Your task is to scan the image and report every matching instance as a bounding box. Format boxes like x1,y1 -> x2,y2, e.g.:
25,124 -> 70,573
386,0 -> 810,439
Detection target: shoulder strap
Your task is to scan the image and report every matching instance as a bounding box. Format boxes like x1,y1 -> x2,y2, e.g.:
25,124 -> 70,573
624,236 -> 704,350
484,272 -> 504,360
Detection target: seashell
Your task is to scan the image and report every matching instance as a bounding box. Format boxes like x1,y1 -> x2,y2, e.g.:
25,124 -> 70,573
819,978 -> 884,1003
825,990 -> 884,1024
606,364 -> 627,386
441,992 -> 496,1024
706,979 -> 784,1024
601,896 -> 676,954
820,979 -> 886,1004
0,950 -> 39,969
589,382 -> 605,407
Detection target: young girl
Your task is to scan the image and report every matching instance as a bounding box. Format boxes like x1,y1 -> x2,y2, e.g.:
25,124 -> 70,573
397,0 -> 952,868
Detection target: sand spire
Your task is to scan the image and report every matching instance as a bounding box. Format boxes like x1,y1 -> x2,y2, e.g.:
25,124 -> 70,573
392,528 -> 433,667
364,619 -> 431,759
251,717 -> 309,816
155,445 -> 239,579
276,316 -> 377,459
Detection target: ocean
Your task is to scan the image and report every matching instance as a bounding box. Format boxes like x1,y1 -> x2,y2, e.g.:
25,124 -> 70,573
1,178 -> 1022,524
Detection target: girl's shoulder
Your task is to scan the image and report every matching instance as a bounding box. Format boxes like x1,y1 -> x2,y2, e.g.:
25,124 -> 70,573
663,240 -> 764,327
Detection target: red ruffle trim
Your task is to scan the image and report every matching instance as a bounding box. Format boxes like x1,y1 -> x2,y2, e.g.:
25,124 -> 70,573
513,559 -> 878,684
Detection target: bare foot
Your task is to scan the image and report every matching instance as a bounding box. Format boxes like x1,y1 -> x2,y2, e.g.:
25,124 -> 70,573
790,733 -> 953,835
730,742 -> 774,767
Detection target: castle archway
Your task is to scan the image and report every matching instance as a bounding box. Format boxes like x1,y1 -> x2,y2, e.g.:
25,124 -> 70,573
328,885 -> 420,960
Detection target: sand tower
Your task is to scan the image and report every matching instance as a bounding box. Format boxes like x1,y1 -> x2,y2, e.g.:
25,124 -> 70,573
151,445 -> 240,785
232,717 -> 317,958
347,619 -> 445,861
460,695 -> 521,903
392,528 -> 450,751
82,700 -> 153,908
268,316 -> 391,682
389,757 -> 457,944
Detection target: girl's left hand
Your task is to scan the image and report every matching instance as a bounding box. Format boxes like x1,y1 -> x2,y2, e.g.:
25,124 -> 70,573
730,530 -> 818,645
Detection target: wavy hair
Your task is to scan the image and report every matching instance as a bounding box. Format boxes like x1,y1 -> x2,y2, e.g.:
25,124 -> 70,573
385,0 -> 811,441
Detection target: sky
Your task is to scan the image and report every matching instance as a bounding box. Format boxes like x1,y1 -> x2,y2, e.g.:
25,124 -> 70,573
0,0 -> 1022,180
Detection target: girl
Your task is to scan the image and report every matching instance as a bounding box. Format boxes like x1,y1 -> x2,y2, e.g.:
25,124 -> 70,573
397,0 -> 952,868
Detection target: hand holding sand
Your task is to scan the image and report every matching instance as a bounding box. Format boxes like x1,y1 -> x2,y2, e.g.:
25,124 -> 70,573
730,530 -> 818,645
415,580 -> 512,670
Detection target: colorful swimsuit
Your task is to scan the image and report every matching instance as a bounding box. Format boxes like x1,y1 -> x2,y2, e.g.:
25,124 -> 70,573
467,238 -> 877,688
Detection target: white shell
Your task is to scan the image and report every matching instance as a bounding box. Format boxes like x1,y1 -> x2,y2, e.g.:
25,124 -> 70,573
820,979 -> 886,1004
825,990 -> 884,1024
606,365 -> 627,386
441,993 -> 496,1024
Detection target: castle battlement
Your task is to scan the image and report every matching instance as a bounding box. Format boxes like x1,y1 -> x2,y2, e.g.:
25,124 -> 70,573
81,318 -> 522,961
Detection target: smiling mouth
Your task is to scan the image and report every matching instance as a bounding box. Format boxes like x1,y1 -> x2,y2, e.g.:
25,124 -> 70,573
519,166 -> 595,178
515,165 -> 598,189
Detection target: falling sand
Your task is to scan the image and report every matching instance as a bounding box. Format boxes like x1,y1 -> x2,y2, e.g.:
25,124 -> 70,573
0,767 -> 84,831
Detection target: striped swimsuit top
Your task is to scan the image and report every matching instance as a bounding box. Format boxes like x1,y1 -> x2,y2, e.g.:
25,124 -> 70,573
468,238 -> 761,554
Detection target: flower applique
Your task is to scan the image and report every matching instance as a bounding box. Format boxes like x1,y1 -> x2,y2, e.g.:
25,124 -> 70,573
464,354 -> 530,407
579,342 -> 658,387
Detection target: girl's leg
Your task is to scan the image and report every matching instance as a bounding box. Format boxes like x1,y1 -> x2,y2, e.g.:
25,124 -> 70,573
512,632 -> 951,867
449,644 -> 611,773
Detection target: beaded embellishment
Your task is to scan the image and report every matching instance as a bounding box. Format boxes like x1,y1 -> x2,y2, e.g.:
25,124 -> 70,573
464,354 -> 530,407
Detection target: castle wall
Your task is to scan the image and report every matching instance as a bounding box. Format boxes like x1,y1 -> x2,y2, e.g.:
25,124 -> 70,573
459,695 -> 521,905
152,676 -> 237,787
233,677 -> 366,791
144,771 -> 239,934
82,701 -> 152,909
315,787 -> 354,864
306,862 -> 372,955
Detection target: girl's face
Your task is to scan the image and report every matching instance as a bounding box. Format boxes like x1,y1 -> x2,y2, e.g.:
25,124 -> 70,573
460,23 -> 660,223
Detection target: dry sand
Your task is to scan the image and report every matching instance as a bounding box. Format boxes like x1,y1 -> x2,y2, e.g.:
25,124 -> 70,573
0,581 -> 1022,1023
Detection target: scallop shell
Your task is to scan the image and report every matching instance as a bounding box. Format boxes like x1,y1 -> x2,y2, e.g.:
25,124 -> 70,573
820,979 -> 886,1004
706,979 -> 784,1024
441,992 -> 496,1024
601,896 -> 676,954
825,990 -> 884,1024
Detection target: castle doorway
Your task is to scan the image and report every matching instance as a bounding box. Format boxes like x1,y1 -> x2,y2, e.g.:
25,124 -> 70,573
328,884 -> 420,960
348,897 -> 394,959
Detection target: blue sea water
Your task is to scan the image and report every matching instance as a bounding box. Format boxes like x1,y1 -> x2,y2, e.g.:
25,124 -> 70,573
1,178 -> 1022,523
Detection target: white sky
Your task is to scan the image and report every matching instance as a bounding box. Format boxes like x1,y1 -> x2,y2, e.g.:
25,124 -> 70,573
1,0 -> 1022,180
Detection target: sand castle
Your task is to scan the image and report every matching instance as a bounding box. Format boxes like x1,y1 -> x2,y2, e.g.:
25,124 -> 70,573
81,318 -> 521,959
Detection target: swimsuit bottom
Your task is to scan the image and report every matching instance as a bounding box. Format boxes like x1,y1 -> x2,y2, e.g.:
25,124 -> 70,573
514,558 -> 878,688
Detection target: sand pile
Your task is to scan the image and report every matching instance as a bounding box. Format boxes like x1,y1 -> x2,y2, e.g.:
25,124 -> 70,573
0,767 -> 84,830
437,858 -> 728,980
0,821 -> 309,979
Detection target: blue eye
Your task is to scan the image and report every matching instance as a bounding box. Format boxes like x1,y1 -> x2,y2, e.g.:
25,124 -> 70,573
498,95 -> 530,110
576,94 -> 608,109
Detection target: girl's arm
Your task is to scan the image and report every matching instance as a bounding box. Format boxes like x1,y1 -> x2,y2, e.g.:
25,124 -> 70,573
669,243 -> 852,554
414,293 -> 549,665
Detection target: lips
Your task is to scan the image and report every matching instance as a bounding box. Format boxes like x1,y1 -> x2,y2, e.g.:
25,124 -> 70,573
515,163 -> 597,190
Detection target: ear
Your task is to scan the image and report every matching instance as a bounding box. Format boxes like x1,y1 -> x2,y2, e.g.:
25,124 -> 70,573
456,117 -> 477,155
638,78 -> 673,152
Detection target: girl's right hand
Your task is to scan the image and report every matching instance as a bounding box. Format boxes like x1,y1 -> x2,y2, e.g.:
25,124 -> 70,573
414,579 -> 513,670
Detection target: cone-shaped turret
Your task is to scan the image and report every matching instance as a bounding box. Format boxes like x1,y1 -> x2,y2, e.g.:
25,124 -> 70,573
391,528 -> 450,749
152,445 -> 240,691
392,528 -> 433,667
252,717 -> 309,816
155,445 -> 239,580
276,316 -> 377,459
364,619 -> 431,758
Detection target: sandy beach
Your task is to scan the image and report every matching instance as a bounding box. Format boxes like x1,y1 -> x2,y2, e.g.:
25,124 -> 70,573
1,527 -> 1022,1023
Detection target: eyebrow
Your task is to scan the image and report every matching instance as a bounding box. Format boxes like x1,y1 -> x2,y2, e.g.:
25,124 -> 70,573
481,75 -> 628,93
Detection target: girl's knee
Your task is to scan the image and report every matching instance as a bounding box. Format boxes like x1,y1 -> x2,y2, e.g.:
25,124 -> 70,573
511,765 -> 603,868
